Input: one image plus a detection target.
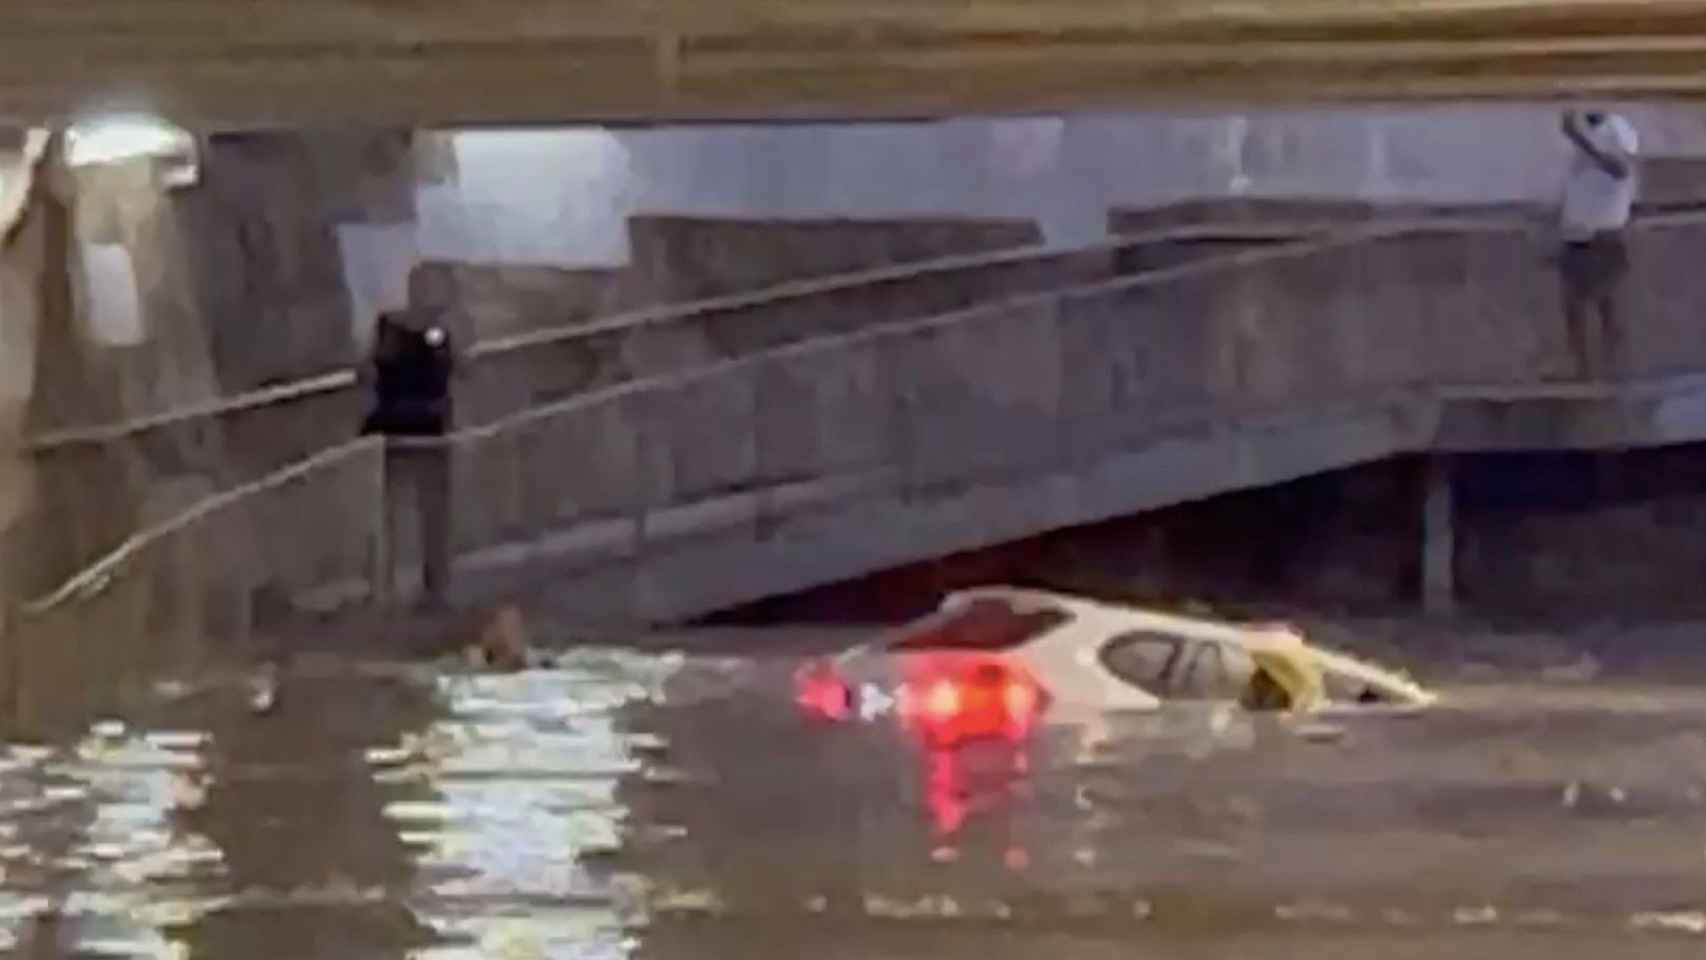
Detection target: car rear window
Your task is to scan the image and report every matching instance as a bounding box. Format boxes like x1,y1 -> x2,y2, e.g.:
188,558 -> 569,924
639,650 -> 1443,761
889,598 -> 1070,652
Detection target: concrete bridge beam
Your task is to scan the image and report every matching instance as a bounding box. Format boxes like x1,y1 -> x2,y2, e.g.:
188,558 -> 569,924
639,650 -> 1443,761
1422,455 -> 1456,619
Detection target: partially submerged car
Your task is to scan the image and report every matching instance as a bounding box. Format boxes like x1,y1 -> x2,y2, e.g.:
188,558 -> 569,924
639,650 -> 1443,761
794,586 -> 1433,746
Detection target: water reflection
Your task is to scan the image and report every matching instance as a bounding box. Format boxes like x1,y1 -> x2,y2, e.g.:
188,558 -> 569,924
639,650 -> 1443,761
174,666 -> 437,959
0,720 -> 219,957
3,636 -> 1706,957
374,652 -> 680,959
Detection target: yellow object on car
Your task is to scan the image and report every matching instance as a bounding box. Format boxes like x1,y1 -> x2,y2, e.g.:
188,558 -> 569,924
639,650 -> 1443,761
1241,627 -> 1327,713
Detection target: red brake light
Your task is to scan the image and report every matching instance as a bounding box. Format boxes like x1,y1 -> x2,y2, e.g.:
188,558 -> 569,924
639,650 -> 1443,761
924,679 -> 962,720
795,664 -> 851,721
1003,680 -> 1037,723
901,660 -> 1045,746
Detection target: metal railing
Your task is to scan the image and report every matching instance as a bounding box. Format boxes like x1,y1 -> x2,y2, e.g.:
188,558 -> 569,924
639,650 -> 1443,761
405,211 -> 1706,618
2,438 -> 387,736
16,209 -> 1706,711
15,220 -> 1313,602
23,219 -> 1314,456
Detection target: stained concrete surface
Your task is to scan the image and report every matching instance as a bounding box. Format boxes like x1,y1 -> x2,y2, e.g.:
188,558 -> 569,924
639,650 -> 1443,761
3,628 -> 1706,958
17,4 -> 1706,122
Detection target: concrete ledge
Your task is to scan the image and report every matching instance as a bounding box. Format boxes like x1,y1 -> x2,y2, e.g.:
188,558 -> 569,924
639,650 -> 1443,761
518,396 -> 1420,623
1437,374 -> 1706,450
465,373 -> 1706,623
16,9 -> 1706,125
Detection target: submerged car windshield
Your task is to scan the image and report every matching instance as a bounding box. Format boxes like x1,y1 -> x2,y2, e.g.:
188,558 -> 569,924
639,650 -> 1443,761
889,597 -> 1071,652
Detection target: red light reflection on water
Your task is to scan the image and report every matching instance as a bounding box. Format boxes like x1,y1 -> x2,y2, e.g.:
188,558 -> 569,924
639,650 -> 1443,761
794,663 -> 851,721
919,739 -> 1031,866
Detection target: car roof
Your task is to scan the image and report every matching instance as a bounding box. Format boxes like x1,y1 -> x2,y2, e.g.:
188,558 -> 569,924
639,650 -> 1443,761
943,585 -> 1272,646
943,585 -> 1433,707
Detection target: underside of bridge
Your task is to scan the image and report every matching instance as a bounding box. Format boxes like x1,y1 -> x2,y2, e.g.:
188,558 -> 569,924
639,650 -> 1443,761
12,5 -> 1706,649
710,444 -> 1706,627
8,1 -> 1706,125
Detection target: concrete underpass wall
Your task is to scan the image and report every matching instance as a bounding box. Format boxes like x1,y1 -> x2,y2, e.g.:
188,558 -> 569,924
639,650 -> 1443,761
417,105 -> 1706,264
622,215 -> 1042,304
433,213 -> 1045,347
14,131 -> 415,599
458,228 -> 1283,424
441,215 -> 1706,624
0,134 -> 52,605
372,105 -> 1706,349
22,109 -> 1706,625
16,206 -> 1283,606
712,458 -> 1430,624
178,133 -> 415,394
436,261 -> 629,346
718,444 -> 1706,624
1107,198 -> 1539,235
1454,447 -> 1706,617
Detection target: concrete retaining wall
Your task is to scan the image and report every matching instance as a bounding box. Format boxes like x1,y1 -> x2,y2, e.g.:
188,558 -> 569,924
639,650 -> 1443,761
29,211 -> 1706,631
1108,198 -> 1538,235
21,222 -> 1297,599
432,213 -> 1045,346
9,131 -> 416,598
438,215 -> 1706,623
433,261 -> 629,345
418,108 -> 1706,262
461,226 -> 1292,423
623,214 -> 1042,304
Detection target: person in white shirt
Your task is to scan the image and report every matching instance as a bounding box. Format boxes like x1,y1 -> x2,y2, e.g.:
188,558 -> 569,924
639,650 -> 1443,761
1558,108 -> 1639,379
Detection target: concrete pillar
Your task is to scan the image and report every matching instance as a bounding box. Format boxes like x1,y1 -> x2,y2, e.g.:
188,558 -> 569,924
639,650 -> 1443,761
1422,455 -> 1456,617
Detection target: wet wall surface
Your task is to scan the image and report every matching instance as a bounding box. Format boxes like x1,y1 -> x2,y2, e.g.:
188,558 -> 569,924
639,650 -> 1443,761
4,636 -> 1706,958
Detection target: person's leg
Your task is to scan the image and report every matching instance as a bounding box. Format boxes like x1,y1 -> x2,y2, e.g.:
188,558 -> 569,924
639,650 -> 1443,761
380,444 -> 404,603
1595,234 -> 1630,379
417,442 -> 453,608
1561,243 -> 1594,379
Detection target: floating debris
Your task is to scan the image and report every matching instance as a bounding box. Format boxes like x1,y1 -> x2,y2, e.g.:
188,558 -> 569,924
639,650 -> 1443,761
247,663 -> 279,715
863,894 -> 963,920
9,745 -> 52,764
1453,905 -> 1499,926
631,823 -> 688,844
1632,910 -> 1706,935
144,731 -> 209,751
651,888 -> 725,917
150,679 -> 194,702
168,775 -> 208,812
364,746 -> 414,766
1276,900 -> 1354,923
640,766 -> 693,786
383,801 -> 459,824
1295,722 -> 1348,744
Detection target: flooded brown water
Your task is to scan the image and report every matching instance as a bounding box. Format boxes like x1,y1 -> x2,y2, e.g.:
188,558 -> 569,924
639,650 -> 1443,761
5,631 -> 1706,958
